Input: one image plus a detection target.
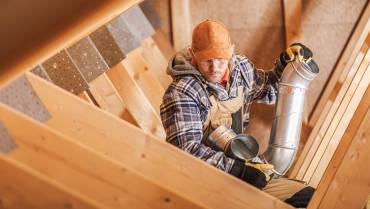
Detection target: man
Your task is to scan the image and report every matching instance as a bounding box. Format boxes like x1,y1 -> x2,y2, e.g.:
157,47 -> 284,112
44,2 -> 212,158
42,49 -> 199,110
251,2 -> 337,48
160,19 -> 316,208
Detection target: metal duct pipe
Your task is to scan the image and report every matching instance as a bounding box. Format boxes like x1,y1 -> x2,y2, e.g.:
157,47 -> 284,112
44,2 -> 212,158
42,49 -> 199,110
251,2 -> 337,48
262,60 -> 318,176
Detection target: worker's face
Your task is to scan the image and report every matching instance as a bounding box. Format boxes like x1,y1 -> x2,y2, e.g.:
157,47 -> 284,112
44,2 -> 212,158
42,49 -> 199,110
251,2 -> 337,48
197,58 -> 229,83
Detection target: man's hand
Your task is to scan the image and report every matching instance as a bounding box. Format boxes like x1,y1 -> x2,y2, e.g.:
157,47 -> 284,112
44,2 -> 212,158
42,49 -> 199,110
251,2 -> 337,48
280,43 -> 313,66
245,162 -> 274,182
277,43 -> 319,77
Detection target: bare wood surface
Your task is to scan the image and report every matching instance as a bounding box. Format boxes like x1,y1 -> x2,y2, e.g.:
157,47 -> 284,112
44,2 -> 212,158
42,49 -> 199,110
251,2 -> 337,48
106,63 -> 166,139
0,102 -> 202,209
25,72 -> 294,209
0,156 -> 105,209
0,0 -> 141,86
308,87 -> 370,209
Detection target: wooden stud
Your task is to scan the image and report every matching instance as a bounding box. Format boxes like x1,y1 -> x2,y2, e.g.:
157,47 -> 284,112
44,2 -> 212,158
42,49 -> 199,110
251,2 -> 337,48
170,0 -> 191,51
88,73 -> 138,126
283,0 -> 302,46
140,37 -> 172,88
24,72 -> 295,209
308,85 -> 370,209
302,48 -> 370,183
105,63 -> 166,139
291,44 -> 370,180
121,48 -> 165,115
0,102 -> 203,209
78,91 -> 95,104
308,86 -> 370,209
309,2 -> 370,126
0,156 -> 105,209
152,29 -> 176,61
0,0 -> 141,85
306,56 -> 370,186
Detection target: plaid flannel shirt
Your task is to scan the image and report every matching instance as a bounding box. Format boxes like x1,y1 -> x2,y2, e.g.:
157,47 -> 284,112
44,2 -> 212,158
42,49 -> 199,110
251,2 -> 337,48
160,53 -> 282,173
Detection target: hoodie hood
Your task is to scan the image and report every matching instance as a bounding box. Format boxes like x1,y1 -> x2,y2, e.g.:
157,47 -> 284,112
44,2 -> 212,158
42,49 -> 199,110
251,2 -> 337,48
167,49 -> 202,78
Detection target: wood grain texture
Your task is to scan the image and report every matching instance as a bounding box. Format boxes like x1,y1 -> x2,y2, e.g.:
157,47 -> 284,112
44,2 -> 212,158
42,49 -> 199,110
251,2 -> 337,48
25,72 -> 295,209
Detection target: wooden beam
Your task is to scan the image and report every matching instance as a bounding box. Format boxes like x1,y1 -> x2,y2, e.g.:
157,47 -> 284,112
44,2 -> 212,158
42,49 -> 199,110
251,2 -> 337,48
283,0 -> 302,46
299,47 -> 370,183
88,73 -> 138,126
24,72 -> 294,209
309,2 -> 370,126
78,91 -> 95,104
121,48 -> 165,115
170,0 -> 192,51
290,42 -> 370,180
0,156 -> 104,209
308,86 -> 370,209
0,101 -> 202,209
106,63 -> 166,139
0,0 -> 141,86
307,60 -> 370,186
140,37 -> 172,88
281,0 -> 312,129
152,29 -> 176,61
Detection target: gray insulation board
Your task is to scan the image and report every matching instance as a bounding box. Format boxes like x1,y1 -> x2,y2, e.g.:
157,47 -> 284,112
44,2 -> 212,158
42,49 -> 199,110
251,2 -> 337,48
42,50 -> 89,95
67,37 -> 109,82
0,120 -> 17,154
0,75 -> 51,122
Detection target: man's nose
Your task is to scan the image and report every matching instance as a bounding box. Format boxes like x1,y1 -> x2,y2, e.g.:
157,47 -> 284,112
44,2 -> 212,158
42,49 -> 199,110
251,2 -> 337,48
210,61 -> 217,69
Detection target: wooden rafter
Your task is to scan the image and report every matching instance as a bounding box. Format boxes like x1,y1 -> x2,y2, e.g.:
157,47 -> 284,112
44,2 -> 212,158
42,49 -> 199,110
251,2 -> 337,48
0,101 -> 202,209
283,0 -> 302,46
308,85 -> 370,209
170,0 -> 191,51
0,0 -> 141,85
309,2 -> 370,126
23,72 -> 294,209
0,156 -> 104,209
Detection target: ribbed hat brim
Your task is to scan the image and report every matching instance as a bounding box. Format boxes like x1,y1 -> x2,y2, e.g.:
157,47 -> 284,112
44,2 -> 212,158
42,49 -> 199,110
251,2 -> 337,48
194,47 -> 233,62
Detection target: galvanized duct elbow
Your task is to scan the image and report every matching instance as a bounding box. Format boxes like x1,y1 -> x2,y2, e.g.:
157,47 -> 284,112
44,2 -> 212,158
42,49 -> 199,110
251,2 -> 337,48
262,60 -> 318,176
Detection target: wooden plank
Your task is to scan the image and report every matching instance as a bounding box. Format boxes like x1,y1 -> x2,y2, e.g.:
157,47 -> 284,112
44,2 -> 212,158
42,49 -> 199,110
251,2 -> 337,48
121,48 -> 165,115
0,0 -> 141,85
0,102 -> 203,209
140,37 -> 172,88
105,63 -> 166,139
88,73 -> 138,126
152,29 -> 176,61
289,44 -> 368,178
308,91 -> 370,209
0,156 -> 104,209
283,0 -> 302,46
25,72 -> 295,209
308,84 -> 370,209
78,91 -> 95,104
170,0 -> 191,51
309,2 -> 370,126
302,49 -> 370,185
307,58 -> 370,186
292,44 -> 370,180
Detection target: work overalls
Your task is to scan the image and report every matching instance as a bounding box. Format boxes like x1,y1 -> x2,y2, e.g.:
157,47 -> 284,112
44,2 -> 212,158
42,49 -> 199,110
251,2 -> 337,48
199,71 -> 308,202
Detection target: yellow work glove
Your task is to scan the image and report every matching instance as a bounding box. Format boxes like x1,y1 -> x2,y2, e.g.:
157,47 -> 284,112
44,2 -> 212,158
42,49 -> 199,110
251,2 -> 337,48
245,162 -> 274,182
277,43 -> 319,77
281,43 -> 313,64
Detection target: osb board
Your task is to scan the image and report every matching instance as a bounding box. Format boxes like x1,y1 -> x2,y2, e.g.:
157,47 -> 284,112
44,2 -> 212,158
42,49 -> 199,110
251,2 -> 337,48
301,0 -> 368,115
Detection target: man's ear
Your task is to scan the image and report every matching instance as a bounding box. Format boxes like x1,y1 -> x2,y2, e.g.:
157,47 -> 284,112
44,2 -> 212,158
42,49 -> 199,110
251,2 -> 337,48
188,47 -> 197,65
